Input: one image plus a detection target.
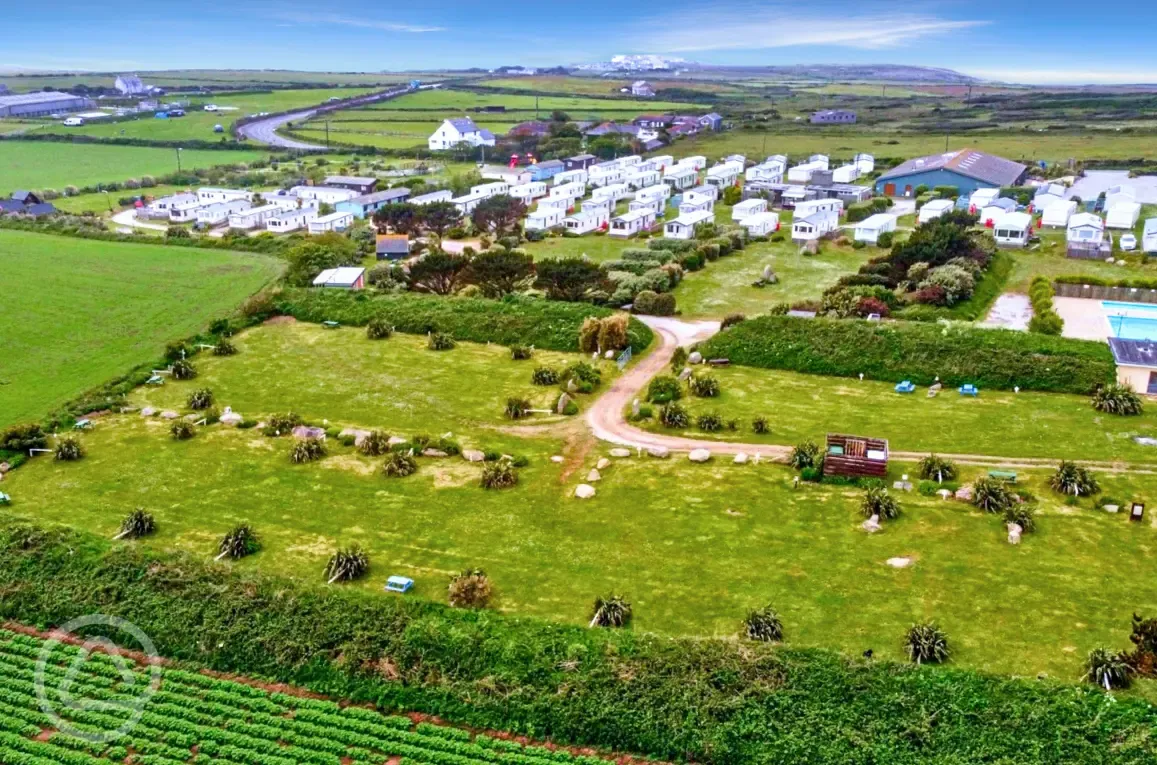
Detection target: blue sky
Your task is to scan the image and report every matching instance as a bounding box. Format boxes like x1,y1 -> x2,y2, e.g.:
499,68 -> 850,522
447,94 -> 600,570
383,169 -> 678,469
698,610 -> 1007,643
3,0 -> 1157,84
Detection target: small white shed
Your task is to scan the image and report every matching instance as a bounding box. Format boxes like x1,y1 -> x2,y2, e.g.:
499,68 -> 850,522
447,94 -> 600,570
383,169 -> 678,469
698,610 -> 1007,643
1106,201 -> 1142,230
732,198 -> 768,221
918,198 -> 955,224
853,213 -> 897,244
992,211 -> 1033,248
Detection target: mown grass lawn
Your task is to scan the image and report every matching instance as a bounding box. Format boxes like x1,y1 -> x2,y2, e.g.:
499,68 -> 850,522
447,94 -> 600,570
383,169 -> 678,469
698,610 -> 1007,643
634,365 -> 1157,462
0,231 -> 283,428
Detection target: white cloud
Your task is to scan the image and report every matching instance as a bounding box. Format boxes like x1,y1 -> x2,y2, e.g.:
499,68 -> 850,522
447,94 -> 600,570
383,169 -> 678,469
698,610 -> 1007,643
964,68 -> 1157,85
275,12 -> 444,33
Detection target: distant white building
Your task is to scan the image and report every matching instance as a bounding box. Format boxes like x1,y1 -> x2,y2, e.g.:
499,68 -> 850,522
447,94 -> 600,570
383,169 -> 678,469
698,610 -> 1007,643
792,209 -> 839,242
581,197 -> 615,219
663,165 -> 698,191
591,183 -> 631,204
471,181 -> 509,198
229,202 -> 297,230
832,164 -> 860,184
141,193 -> 197,220
196,199 -> 251,226
525,206 -> 565,230
679,189 -> 715,215
563,210 -> 608,235
553,168 -> 587,186
630,80 -> 655,97
313,267 -> 365,290
1041,200 -> 1077,228
589,163 -> 624,187
677,155 -> 707,171
197,187 -> 252,204
706,161 -> 743,189
794,198 -> 843,219
266,207 -> 319,233
114,74 -> 148,96
664,209 -> 714,240
629,197 -> 664,216
451,191 -> 489,215
1107,201 -> 1142,230
854,153 -> 875,174
428,117 -> 496,151
169,199 -> 207,223
411,190 -> 454,206
509,181 -> 548,204
308,211 -> 354,233
624,168 -> 661,190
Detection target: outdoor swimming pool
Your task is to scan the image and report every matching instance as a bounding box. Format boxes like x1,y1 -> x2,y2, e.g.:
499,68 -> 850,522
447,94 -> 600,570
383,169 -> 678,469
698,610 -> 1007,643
1103,300 -> 1157,340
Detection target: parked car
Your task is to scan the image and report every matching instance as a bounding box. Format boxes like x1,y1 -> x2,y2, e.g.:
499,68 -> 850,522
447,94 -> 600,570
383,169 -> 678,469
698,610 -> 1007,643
62,117 -> 84,127
203,104 -> 218,112
169,109 -> 185,117
1121,233 -> 1137,251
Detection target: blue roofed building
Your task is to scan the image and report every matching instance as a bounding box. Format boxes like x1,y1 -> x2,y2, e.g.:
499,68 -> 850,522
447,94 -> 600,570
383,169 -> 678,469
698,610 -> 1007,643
336,188 -> 412,219
875,148 -> 1028,199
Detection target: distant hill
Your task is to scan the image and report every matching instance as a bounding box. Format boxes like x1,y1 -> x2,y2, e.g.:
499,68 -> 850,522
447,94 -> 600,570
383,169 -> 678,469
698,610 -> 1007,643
719,64 -> 977,83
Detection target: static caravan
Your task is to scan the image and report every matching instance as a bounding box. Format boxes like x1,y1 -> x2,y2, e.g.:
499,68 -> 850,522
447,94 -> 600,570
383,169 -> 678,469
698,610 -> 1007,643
634,159 -> 658,173
537,196 -> 570,212
624,168 -> 661,190
266,207 -> 318,233
664,209 -> 714,240
292,186 -> 358,205
197,187 -> 252,204
589,164 -> 624,187
550,181 -> 586,201
563,210 -> 608,235
732,198 -> 768,221
706,161 -> 743,188
637,183 -> 672,203
1107,201 -> 1142,229
1143,219 -> 1157,253
617,155 -> 643,169
854,153 -> 875,174
229,203 -> 295,230
663,165 -> 699,191
918,198 -> 955,224
525,207 -> 565,230
581,197 -> 614,219
679,190 -> 715,215
980,198 -> 1017,226
410,190 -> 454,206
746,163 -> 784,183
553,169 -> 587,187
452,191 -> 488,215
169,199 -> 206,223
794,198 -> 843,219
853,213 -> 897,245
648,155 -> 674,170
687,184 -> 719,202
832,164 -> 860,184
741,211 -> 779,236
629,197 -> 664,216
992,211 -> 1033,248
1067,213 -> 1106,245
1032,183 -> 1066,212
609,209 -> 656,238
509,182 -> 548,204
1105,186 -> 1136,211
1041,200 -> 1077,228
787,161 -> 821,183
792,209 -> 839,243
591,183 -> 631,203
196,199 -> 251,226
677,155 -> 707,171
143,193 -> 197,219
471,181 -> 509,198
969,187 -> 1000,211
308,211 -> 354,233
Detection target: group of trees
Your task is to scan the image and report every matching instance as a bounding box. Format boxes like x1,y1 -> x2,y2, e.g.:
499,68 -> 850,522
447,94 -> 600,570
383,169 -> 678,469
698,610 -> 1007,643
372,201 -> 462,239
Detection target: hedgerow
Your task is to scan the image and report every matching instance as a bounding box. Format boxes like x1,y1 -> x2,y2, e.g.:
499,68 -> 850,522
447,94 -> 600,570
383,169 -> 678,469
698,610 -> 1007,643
699,315 -> 1114,394
0,521 -> 1154,764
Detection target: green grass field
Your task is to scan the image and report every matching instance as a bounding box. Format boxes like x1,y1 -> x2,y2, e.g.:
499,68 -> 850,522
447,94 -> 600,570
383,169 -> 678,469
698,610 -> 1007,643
0,142 -> 269,195
0,231 -> 283,428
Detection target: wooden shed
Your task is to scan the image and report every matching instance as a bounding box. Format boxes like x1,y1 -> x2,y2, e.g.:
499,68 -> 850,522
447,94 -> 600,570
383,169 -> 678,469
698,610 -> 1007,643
823,433 -> 889,478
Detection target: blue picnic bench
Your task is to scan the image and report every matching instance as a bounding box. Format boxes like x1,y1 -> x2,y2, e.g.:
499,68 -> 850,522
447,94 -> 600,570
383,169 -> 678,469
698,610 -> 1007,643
895,380 -> 916,394
958,384 -> 979,397
74,419 -> 92,430
322,321 -> 341,329
385,575 -> 413,593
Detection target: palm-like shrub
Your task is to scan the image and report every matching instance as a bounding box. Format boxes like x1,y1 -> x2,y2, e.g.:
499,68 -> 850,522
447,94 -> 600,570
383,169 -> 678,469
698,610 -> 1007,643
919,454 -> 957,483
743,605 -> 784,642
1085,647 -> 1132,690
481,458 -> 518,489
358,430 -> 391,457
263,412 -> 302,437
972,476 -> 1014,513
861,486 -> 901,520
1092,383 -> 1143,416
114,509 -> 156,540
170,359 -> 197,380
290,437 -> 327,464
216,525 -> 260,561
1003,504 -> 1037,533
54,437 -> 84,461
659,402 -> 689,429
904,623 -> 950,664
382,451 -> 417,477
532,367 -> 559,386
1050,461 -> 1100,496
646,375 -> 683,403
428,332 -> 456,351
696,412 -> 724,432
170,420 -> 195,440
510,345 -> 533,360
448,568 -> 493,608
504,398 -> 531,420
789,440 -> 820,470
752,416 -> 770,435
213,339 -> 237,356
589,594 -> 632,628
688,373 -> 720,398
325,545 -> 370,584
366,319 -> 393,340
187,388 -> 214,410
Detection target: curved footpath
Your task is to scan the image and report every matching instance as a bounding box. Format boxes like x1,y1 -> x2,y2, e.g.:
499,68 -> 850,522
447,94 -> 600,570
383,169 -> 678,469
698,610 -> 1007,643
586,317 -> 1154,472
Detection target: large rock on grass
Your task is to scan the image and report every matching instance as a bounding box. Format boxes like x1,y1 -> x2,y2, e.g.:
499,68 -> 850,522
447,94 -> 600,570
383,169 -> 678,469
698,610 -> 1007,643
689,448 -> 711,463
609,448 -> 631,458
463,449 -> 486,463
647,446 -> 670,459
574,484 -> 597,499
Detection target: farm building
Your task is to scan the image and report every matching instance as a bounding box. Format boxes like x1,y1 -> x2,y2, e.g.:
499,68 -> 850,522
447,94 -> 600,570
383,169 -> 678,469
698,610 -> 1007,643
308,211 -> 354,234
376,235 -> 412,260
624,168 -> 661,190
313,267 -> 365,290
527,159 -> 565,182
591,183 -> 631,204
336,188 -> 412,219
992,211 -> 1033,248
197,188 -> 252,204
1145,219 -> 1157,254
1041,200 -> 1078,228
0,91 -> 94,117
980,198 -> 1018,226
196,199 -> 251,226
324,176 -> 378,195
564,210 -> 608,235
1109,338 -> 1157,394
564,154 -> 598,171
266,208 -> 318,234
1067,213 -> 1109,258
508,182 -> 548,204
876,149 -> 1027,199
410,190 -> 454,206
663,165 -> 699,191
792,209 -> 839,243
732,198 -> 768,221
853,213 -> 897,245
292,186 -> 358,205
629,198 -> 664,216
811,109 -> 856,125
427,117 -> 496,150
741,212 -> 780,236
1107,201 -> 1142,229
918,198 -> 955,224
609,209 -> 656,238
664,210 -> 714,240
525,206 -> 565,230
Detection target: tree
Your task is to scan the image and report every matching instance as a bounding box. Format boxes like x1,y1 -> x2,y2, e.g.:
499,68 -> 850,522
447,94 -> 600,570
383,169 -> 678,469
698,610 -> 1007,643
407,251 -> 471,295
550,110 -> 570,122
318,201 -> 336,216
467,250 -> 535,297
419,201 -> 462,238
372,202 -> 419,235
472,194 -> 527,236
535,257 -> 604,302
285,236 -> 359,287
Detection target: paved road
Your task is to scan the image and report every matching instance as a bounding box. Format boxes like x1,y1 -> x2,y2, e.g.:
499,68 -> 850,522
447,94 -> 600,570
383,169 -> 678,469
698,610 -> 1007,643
110,209 -> 166,232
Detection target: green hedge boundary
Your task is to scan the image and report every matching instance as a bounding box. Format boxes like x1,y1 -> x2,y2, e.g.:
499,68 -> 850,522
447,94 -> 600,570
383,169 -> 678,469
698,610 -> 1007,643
0,521 -> 1154,764
698,315 -> 1115,394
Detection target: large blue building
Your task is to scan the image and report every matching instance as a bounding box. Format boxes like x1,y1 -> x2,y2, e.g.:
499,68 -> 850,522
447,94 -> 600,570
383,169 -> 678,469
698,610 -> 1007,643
874,149 -> 1027,199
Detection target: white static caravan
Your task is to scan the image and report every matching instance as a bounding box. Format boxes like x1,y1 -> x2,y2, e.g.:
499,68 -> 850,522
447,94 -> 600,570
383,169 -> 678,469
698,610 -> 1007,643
292,186 -> 358,205
732,198 -> 768,221
1067,213 -> 1106,246
581,197 -> 614,219
266,207 -> 318,233
648,155 -> 674,171
1105,185 -> 1136,211
746,162 -> 784,183
228,202 -> 295,230
663,165 -> 699,191
705,161 -> 743,189
169,199 -> 206,223
563,210 -> 608,235
471,181 -> 509,199
142,193 -> 196,219
676,155 -> 707,172
549,181 -> 586,201
525,206 -> 565,230
740,211 -> 780,237
591,183 -> 631,204
787,161 -> 823,183
411,190 -> 454,206
791,209 -> 839,243
609,209 -> 656,238
664,209 -> 714,240
1032,183 -> 1066,212
629,197 -> 665,216
624,168 -> 661,190
832,164 -> 860,184
451,191 -> 488,215
992,211 -> 1033,248
969,187 -> 1000,211
308,211 -> 354,234
980,199 -> 1017,227
853,213 -> 897,245
794,198 -> 843,219
918,198 -> 955,224
537,196 -> 570,212
679,190 -> 715,215
588,164 -> 624,187
1107,201 -> 1142,230
636,183 -> 672,203
854,153 -> 875,174
553,168 -> 587,187
617,155 -> 643,169
509,182 -> 548,204
1041,200 -> 1078,228
1143,219 -> 1157,254
195,199 -> 251,226
196,187 -> 252,205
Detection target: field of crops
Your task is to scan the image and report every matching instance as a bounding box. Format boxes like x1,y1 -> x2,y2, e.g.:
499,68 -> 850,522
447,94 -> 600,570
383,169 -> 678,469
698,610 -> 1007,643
0,628 -> 608,765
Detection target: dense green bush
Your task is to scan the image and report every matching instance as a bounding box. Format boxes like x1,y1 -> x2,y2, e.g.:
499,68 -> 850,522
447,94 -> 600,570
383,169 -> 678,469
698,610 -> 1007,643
1028,276 -> 1063,335
0,423 -> 47,454
688,373 -> 720,398
325,545 -> 370,584
532,367 -> 559,386
658,402 -> 689,429
743,606 -> 784,642
480,458 -> 519,490
289,437 -> 327,464
905,623 -> 950,665
170,420 -> 196,441
1092,383 -> 1144,415
53,436 -> 84,461
382,451 -> 418,478
646,375 -> 682,404
699,316 -> 1114,394
366,318 -> 393,340
696,412 -> 724,432
632,290 -> 676,316
790,440 -> 821,470
861,486 -> 901,520
1050,461 -> 1100,497
972,477 -> 1015,514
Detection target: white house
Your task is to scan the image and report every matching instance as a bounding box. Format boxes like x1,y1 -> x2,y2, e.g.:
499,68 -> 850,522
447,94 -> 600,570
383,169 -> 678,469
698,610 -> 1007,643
629,197 -> 665,216
196,199 -> 251,226
525,207 -> 565,230
740,211 -> 780,237
663,165 -> 699,191
624,168 -> 661,190
509,182 -> 548,204
581,197 -> 614,218
471,181 -> 509,198
563,210 -> 608,235
292,186 -> 358,205
196,187 -> 252,204
451,191 -> 488,215
853,213 -> 897,245
832,164 -> 860,183
553,168 -> 587,186
918,198 -> 955,224
592,183 -> 631,204
969,187 -> 1000,211
1107,201 -> 1142,229
1143,219 -> 1157,253
1067,212 -> 1106,245
427,117 -> 496,151
411,190 -> 454,206
550,181 -> 586,201
308,211 -> 354,233
664,209 -> 714,240
854,153 -> 875,174
992,211 -> 1033,248
266,207 -> 318,233
794,198 -> 843,219
588,164 -> 624,187
609,209 -> 656,238
229,202 -> 296,230
705,161 -> 743,188
1041,200 -> 1078,228
792,209 -> 839,243
676,155 -> 707,171
732,198 -> 768,221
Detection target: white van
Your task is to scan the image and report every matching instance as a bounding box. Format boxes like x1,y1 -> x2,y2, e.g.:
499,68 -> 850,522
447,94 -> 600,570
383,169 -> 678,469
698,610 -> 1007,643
62,117 -> 85,127
203,104 -> 218,112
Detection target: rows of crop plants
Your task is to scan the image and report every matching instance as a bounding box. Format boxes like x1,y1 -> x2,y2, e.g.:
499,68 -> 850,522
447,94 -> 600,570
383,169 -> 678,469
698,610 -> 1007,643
0,629 -> 610,765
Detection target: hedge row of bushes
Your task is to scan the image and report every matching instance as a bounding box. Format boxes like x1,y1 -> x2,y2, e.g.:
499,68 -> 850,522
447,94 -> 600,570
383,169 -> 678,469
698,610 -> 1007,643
1028,276 -> 1063,335
1055,274 -> 1157,289
1,521 -> 1153,765
274,289 -> 653,353
699,315 -> 1115,394
0,215 -> 294,256
845,196 -> 894,223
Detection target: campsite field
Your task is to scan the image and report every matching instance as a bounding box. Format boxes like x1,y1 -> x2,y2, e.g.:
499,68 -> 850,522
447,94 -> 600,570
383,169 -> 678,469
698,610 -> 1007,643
0,231 -> 283,428
0,142 -> 269,195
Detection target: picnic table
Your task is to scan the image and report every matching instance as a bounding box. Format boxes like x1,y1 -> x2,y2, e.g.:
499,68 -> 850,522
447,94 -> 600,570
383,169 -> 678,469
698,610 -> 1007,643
322,321 -> 341,329
988,470 -> 1017,484
386,575 -> 413,593
958,384 -> 979,397
895,380 -> 915,394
